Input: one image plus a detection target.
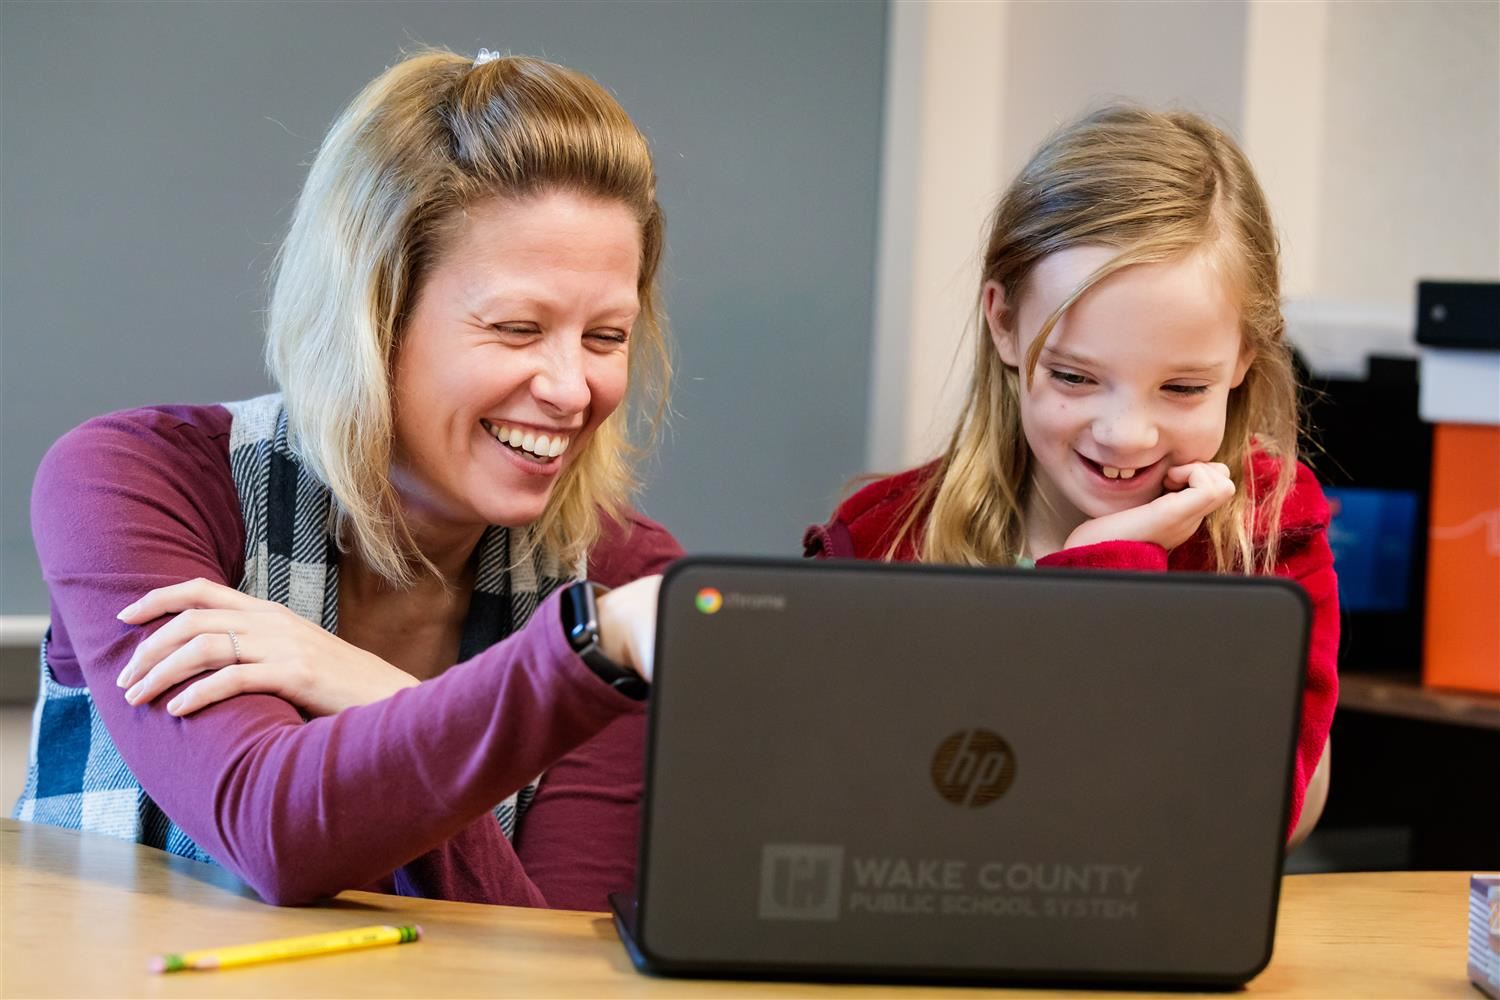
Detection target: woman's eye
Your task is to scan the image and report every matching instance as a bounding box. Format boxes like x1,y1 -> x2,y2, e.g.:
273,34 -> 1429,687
492,324 -> 540,340
1164,384 -> 1209,397
586,330 -> 629,348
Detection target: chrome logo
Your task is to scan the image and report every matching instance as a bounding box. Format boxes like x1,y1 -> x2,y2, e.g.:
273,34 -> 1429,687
695,587 -> 724,614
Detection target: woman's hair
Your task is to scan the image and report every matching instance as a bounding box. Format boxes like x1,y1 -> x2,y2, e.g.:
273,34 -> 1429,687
897,105 -> 1298,574
266,49 -> 670,587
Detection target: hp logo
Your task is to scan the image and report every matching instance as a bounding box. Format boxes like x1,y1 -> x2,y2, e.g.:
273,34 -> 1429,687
931,729 -> 1016,807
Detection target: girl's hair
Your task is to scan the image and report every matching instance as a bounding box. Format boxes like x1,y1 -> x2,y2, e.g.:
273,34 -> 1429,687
266,50 -> 670,587
896,105 -> 1297,574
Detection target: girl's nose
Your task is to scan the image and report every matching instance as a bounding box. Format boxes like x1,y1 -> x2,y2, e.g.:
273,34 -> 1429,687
1092,406 -> 1159,455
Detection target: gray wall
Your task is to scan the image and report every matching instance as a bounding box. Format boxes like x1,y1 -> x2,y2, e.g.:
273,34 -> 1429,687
0,0 -> 886,613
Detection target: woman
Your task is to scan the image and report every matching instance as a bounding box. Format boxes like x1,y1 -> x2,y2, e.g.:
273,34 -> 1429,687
16,49 -> 677,910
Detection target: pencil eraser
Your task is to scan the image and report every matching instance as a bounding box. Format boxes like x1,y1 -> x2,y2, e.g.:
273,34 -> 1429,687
412,924 -> 424,941
147,957 -> 165,975
1471,874 -> 1500,1000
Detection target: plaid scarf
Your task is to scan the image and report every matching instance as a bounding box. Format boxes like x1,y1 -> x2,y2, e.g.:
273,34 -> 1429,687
15,394 -> 572,861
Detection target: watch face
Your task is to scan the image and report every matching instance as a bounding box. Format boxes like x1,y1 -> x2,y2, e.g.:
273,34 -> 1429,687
562,581 -> 646,699
564,581 -> 601,651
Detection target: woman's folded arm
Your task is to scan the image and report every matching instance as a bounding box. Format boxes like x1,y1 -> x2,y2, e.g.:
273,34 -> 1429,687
33,409 -> 636,904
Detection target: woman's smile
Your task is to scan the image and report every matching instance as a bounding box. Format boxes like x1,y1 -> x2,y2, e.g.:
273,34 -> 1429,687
480,418 -> 573,468
480,416 -> 573,476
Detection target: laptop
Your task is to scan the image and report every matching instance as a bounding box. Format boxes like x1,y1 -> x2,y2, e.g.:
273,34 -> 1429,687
611,557 -> 1310,988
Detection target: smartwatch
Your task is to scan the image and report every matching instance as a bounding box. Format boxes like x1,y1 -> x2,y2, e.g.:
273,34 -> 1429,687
560,580 -> 649,701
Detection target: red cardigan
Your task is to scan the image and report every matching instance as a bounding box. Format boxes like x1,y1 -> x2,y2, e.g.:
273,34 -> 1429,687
804,453 -> 1339,839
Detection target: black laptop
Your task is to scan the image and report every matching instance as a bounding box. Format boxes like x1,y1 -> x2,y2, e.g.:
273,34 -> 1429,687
611,557 -> 1310,989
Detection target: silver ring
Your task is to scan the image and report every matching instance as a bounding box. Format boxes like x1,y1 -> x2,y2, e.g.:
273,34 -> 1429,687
226,629 -> 242,664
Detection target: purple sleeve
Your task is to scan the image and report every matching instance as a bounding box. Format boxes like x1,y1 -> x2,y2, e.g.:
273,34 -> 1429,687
31,408 -> 637,905
513,511 -> 684,911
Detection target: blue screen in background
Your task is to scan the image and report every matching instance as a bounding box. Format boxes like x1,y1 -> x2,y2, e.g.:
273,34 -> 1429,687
1324,487 -> 1419,613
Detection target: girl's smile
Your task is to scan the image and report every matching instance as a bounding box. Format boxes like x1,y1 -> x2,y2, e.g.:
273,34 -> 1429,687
1075,451 -> 1168,491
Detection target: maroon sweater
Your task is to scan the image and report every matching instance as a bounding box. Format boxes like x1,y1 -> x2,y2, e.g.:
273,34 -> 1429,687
31,404 -> 681,910
805,453 -> 1340,839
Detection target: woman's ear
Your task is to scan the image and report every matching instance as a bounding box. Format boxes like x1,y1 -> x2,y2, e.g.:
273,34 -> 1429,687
983,280 -> 1020,368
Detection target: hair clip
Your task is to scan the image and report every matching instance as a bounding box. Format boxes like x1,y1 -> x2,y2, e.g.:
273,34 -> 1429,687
473,48 -> 500,68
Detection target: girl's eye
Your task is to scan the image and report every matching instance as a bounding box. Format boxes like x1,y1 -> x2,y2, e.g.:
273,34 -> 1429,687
1047,369 -> 1091,387
1164,384 -> 1210,397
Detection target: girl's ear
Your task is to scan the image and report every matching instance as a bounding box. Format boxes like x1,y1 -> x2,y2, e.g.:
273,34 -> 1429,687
983,280 -> 1020,368
1231,343 -> 1256,388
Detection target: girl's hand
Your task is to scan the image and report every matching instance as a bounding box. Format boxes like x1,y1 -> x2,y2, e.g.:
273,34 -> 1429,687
595,574 -> 661,683
115,578 -> 419,717
1064,461 -> 1235,553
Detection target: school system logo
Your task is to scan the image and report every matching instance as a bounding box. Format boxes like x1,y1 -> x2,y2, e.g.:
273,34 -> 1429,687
931,729 -> 1016,807
758,844 -> 844,920
694,587 -> 723,614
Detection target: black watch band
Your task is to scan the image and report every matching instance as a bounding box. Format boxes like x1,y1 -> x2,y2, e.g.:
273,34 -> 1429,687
560,580 -> 649,701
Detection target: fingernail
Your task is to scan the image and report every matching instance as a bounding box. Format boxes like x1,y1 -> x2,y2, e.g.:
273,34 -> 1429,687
125,682 -> 145,704
116,602 -> 138,621
116,665 -> 133,688
167,697 -> 184,715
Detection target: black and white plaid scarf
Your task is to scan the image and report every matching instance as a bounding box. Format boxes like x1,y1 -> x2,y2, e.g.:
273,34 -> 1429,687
16,393 -> 573,860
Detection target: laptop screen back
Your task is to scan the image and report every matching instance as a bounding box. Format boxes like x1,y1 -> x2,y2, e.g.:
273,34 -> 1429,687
634,559 -> 1308,984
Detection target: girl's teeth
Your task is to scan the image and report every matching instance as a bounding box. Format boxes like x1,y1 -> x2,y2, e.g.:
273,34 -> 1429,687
522,431 -> 536,452
535,434 -> 551,456
1101,465 -> 1137,480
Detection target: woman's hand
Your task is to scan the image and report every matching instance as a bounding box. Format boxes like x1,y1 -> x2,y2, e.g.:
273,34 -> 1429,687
115,578 -> 419,717
1064,461 -> 1236,553
595,574 -> 661,683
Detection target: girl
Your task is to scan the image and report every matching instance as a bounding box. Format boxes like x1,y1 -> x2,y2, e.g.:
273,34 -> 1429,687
805,106 -> 1337,845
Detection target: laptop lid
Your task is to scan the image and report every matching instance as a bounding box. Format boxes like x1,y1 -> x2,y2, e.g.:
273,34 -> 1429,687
628,557 -> 1310,987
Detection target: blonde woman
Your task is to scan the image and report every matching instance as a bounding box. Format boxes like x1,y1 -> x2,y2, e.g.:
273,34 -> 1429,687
17,50 -> 677,910
806,106 -> 1336,846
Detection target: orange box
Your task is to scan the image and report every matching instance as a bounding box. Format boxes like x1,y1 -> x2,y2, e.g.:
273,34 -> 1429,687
1423,424 -> 1500,694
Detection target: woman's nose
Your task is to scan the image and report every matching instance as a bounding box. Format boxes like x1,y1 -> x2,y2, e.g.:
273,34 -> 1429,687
530,341 -> 592,417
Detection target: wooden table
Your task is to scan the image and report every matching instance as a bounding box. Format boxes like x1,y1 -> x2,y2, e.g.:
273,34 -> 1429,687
0,819 -> 1477,998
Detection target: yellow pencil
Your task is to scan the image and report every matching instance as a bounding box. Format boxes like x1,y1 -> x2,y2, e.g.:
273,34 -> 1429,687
150,923 -> 422,973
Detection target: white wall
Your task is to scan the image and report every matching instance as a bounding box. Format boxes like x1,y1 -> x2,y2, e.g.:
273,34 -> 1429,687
999,0 -> 1249,183
1315,1 -> 1499,309
875,0 -> 1500,467
868,1 -> 1007,470
1242,0 -> 1332,301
